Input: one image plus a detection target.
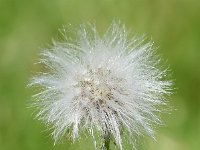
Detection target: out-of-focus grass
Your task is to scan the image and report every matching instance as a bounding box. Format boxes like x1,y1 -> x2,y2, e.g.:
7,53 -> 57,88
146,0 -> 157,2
0,0 -> 199,149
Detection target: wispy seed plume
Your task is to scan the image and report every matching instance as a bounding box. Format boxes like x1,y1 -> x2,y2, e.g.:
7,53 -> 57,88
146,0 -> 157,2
29,22 -> 173,150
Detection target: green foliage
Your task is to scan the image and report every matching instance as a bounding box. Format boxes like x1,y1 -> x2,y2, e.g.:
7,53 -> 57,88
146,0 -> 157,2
0,0 -> 199,149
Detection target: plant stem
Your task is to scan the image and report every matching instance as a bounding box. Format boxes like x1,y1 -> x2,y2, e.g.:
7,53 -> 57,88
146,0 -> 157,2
101,133 -> 110,150
104,137 -> 110,150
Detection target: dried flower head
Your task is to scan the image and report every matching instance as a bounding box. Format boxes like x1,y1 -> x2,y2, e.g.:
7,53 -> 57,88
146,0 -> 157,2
29,22 -> 172,149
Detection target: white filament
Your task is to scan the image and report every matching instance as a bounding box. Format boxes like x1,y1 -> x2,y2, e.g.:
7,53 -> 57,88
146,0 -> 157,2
30,22 -> 172,150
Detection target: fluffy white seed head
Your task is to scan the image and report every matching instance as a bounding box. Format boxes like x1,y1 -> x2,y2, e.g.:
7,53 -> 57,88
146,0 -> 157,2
30,22 -> 172,149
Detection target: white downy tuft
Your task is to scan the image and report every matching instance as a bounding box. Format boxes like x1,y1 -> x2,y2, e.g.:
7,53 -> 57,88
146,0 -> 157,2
29,22 -> 172,150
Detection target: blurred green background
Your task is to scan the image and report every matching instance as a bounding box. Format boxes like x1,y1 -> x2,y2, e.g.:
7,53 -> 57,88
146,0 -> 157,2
0,0 -> 200,149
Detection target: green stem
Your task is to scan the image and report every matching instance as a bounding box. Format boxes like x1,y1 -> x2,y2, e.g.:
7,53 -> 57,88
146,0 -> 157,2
102,133 -> 110,150
104,137 -> 110,150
